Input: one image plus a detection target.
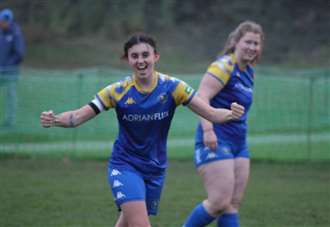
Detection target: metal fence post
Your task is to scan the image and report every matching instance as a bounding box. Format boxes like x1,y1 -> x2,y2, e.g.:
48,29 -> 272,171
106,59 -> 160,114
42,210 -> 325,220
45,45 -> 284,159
307,76 -> 315,160
72,73 -> 84,153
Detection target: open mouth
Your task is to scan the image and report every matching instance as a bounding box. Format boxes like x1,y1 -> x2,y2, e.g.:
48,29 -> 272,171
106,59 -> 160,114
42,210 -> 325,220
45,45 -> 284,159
136,64 -> 148,71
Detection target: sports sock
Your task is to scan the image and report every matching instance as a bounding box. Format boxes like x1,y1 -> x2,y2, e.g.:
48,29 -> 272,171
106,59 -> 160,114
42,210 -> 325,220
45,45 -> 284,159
217,213 -> 240,227
183,203 -> 215,227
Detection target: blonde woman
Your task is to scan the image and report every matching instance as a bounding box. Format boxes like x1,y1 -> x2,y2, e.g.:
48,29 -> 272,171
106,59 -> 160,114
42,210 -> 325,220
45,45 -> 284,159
184,21 -> 264,227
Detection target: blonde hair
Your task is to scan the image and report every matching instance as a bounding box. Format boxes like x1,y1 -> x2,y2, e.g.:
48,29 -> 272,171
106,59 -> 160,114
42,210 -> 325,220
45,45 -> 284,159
222,20 -> 264,64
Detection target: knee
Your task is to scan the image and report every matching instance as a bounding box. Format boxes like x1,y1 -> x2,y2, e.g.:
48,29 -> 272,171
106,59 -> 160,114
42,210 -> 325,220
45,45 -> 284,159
225,199 -> 242,213
204,197 -> 232,216
232,199 -> 242,209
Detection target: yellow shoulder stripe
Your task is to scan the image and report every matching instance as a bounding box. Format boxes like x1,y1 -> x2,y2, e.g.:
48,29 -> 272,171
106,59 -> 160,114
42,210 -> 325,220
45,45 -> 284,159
97,78 -> 135,108
207,60 -> 233,85
172,80 -> 195,106
110,80 -> 135,102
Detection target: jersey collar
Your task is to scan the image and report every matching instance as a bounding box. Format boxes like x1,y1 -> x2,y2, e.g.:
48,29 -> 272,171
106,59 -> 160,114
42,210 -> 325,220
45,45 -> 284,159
133,71 -> 159,94
231,53 -> 248,71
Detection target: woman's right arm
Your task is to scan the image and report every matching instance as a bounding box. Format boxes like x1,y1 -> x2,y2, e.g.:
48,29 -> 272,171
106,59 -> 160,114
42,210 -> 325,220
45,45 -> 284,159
197,73 -> 224,128
40,104 -> 97,128
198,73 -> 224,149
187,70 -> 244,125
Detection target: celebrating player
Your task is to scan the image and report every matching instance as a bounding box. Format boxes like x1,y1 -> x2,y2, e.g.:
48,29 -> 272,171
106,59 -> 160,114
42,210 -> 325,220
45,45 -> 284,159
40,33 -> 244,227
183,21 -> 264,227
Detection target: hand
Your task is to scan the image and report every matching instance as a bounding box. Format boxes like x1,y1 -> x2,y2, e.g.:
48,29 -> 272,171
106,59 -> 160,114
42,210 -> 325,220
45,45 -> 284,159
230,102 -> 245,120
40,110 -> 56,128
203,129 -> 218,151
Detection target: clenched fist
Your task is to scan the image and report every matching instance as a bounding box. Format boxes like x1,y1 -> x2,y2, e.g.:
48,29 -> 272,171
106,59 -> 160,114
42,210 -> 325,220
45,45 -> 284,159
40,110 -> 56,128
230,102 -> 245,120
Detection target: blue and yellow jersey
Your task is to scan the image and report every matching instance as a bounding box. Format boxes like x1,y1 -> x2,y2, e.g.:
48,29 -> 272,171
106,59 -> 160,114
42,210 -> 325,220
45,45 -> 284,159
196,53 -> 254,144
91,71 -> 195,175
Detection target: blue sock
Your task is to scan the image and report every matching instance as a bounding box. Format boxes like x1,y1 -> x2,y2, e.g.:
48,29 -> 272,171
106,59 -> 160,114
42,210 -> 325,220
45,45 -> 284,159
183,203 -> 215,227
217,213 -> 240,227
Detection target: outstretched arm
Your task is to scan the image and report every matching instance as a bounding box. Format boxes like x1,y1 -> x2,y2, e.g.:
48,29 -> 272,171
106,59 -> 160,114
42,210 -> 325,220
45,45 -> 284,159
40,104 -> 97,128
187,95 -> 244,123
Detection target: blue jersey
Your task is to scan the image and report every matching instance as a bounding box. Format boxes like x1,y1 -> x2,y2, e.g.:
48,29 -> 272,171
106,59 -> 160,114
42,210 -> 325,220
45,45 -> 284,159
92,72 -> 195,176
196,54 -> 254,144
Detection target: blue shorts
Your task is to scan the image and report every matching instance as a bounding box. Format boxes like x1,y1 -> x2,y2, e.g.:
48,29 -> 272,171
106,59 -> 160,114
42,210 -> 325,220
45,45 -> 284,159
108,166 -> 165,215
194,141 -> 250,168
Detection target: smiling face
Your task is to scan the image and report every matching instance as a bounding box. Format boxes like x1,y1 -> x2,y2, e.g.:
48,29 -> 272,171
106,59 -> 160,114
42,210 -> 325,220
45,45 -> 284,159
222,21 -> 264,66
235,32 -> 262,65
127,43 -> 160,80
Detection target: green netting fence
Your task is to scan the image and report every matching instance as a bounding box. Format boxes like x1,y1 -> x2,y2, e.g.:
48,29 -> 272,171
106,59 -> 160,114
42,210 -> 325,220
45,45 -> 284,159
0,67 -> 329,161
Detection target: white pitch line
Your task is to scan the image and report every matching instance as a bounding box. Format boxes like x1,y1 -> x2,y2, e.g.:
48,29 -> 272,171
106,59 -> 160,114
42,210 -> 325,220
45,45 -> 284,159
0,133 -> 329,153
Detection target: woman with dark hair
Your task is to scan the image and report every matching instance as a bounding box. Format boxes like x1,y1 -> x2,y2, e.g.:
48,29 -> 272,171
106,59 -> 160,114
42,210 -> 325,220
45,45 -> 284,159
40,33 -> 244,227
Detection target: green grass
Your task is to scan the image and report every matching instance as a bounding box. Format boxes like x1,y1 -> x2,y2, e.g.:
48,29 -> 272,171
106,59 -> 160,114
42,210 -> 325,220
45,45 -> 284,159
250,141 -> 330,162
1,139 -> 329,162
0,159 -> 329,227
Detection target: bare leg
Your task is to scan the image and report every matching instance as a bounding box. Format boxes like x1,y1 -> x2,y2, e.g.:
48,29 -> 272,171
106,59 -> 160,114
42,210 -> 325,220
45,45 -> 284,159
115,212 -> 127,227
198,159 -> 235,216
115,201 -> 151,227
226,158 -> 250,213
217,158 -> 250,227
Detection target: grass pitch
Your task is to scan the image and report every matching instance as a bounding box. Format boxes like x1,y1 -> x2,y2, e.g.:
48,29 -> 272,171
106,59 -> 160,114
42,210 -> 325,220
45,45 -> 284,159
0,158 -> 329,227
